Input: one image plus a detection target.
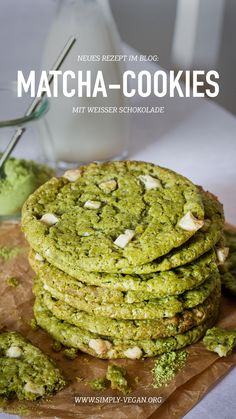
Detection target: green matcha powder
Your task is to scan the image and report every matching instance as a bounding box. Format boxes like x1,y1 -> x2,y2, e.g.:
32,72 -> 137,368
152,350 -> 188,388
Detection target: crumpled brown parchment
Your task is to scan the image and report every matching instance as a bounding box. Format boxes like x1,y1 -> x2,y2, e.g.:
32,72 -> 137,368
0,222 -> 235,419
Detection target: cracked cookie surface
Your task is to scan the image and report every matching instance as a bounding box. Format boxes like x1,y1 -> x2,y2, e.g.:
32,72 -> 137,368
22,161 -> 205,273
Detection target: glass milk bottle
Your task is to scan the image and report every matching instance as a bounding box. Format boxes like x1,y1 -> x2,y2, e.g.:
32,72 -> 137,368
42,0 -> 129,169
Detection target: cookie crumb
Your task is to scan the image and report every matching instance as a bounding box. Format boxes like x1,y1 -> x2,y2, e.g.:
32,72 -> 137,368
52,341 -> 62,352
203,327 -> 236,357
63,347 -> 78,359
106,364 -> 131,394
7,277 -> 19,287
30,319 -> 39,331
75,376 -> 83,383
0,246 -> 20,261
89,378 -> 108,391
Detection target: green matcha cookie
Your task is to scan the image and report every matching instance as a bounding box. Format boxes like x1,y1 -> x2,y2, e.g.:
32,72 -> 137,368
35,272 -> 220,322
30,249 -> 219,303
33,270 -> 220,320
0,332 -> 66,400
33,299 -> 219,359
22,161 -> 205,272
24,186 -> 223,277
33,279 -> 183,319
30,249 -> 218,297
40,279 -> 221,340
203,327 -> 236,357
220,230 -> 236,296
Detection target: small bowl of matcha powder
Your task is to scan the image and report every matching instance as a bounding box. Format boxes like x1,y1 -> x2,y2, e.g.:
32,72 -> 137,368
0,157 -> 54,219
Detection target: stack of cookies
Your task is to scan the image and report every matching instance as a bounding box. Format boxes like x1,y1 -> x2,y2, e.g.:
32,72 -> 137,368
22,161 -> 226,359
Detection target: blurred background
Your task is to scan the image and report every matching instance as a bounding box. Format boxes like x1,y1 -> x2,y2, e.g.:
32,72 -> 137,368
110,0 -> 236,115
0,0 -> 235,114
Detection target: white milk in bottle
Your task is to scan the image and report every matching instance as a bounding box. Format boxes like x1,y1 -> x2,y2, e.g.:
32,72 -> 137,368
41,0 -> 129,168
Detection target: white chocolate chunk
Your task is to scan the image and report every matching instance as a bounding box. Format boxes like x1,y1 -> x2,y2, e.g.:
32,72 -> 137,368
138,174 -> 161,190
125,295 -> 134,304
114,229 -> 135,248
99,179 -> 117,193
84,200 -> 101,210
214,344 -> 228,357
63,169 -> 81,182
124,346 -> 142,359
195,309 -> 204,319
24,381 -> 45,396
178,211 -> 204,232
216,247 -> 229,264
40,213 -> 59,226
6,345 -> 22,358
107,349 -> 116,359
45,248 -> 51,257
88,339 -> 112,355
35,253 -> 44,262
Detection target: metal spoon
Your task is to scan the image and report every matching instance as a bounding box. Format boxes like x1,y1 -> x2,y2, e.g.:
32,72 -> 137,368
0,36 -> 76,178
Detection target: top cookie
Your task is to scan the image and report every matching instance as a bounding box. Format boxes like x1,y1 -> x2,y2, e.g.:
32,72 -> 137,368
22,161 -> 205,272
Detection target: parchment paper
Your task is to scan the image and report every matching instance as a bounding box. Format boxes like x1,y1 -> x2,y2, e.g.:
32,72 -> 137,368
0,222 -> 235,419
